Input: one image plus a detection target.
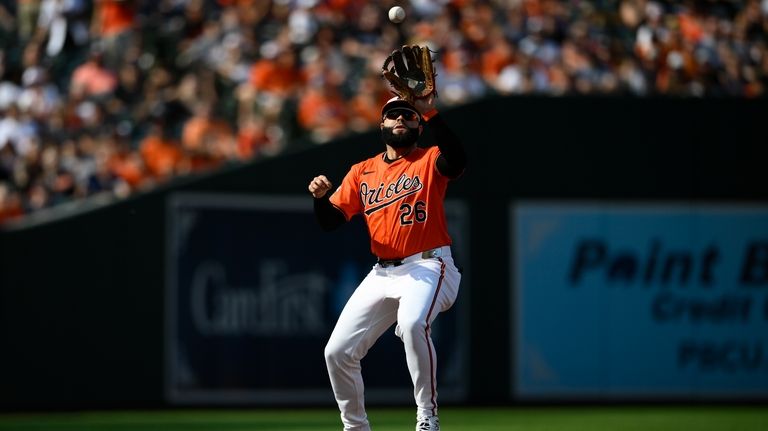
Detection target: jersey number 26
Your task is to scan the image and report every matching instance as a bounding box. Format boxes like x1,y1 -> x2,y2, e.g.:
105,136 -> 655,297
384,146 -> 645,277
399,201 -> 427,225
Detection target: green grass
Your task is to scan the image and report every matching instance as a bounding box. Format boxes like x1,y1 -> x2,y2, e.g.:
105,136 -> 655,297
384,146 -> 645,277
0,406 -> 766,431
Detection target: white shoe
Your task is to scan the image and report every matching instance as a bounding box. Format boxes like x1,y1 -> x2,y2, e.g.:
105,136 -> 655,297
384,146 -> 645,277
416,415 -> 440,431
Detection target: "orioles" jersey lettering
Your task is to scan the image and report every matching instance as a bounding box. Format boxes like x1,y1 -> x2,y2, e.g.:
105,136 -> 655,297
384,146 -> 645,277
330,146 -> 451,259
360,173 -> 423,215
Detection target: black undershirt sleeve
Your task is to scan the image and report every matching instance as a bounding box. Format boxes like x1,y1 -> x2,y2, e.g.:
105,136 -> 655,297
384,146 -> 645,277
313,193 -> 347,231
428,113 -> 467,178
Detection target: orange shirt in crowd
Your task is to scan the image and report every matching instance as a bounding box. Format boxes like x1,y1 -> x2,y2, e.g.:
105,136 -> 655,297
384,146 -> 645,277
181,115 -> 235,170
297,87 -> 347,131
248,55 -> 305,96
181,116 -> 232,152
139,134 -> 183,179
236,117 -> 270,159
94,0 -> 135,37
348,90 -> 391,130
109,152 -> 146,188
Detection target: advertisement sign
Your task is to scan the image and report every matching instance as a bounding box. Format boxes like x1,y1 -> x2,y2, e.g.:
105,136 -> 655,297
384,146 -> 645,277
166,194 -> 468,404
512,202 -> 768,399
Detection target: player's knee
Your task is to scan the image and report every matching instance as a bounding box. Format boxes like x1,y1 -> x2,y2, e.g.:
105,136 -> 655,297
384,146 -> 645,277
324,340 -> 349,367
396,318 -> 428,341
324,342 -> 340,364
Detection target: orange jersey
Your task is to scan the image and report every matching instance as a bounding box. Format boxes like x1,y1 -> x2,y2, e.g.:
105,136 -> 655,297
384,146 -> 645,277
329,146 -> 452,259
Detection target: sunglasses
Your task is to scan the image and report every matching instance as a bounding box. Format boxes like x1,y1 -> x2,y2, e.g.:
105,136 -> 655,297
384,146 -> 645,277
383,108 -> 420,121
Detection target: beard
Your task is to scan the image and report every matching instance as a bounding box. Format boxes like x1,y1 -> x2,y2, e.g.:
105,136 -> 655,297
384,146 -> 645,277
381,125 -> 419,148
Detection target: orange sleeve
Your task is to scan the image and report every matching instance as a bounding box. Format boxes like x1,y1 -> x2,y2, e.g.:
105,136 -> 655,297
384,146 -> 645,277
329,164 -> 363,220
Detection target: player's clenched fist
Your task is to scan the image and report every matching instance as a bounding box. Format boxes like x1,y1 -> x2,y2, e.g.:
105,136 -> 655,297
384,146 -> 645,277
308,175 -> 333,198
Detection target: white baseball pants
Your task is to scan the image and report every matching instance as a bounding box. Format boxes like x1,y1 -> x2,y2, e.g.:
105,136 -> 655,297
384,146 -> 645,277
324,247 -> 461,431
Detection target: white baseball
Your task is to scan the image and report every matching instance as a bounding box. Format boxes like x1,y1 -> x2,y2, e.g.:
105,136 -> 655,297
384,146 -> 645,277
388,6 -> 406,24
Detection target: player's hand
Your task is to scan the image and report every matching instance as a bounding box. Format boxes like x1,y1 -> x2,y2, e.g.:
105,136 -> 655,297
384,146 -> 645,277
308,175 -> 333,198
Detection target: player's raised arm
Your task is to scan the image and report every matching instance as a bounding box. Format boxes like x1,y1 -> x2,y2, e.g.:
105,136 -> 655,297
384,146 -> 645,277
308,175 -> 346,231
429,113 -> 466,179
412,83 -> 466,180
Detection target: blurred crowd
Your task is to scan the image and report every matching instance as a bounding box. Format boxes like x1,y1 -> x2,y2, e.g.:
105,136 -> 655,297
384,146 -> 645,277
0,0 -> 767,224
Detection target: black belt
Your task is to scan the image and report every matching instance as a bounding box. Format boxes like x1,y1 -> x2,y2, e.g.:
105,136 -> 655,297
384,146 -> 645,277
377,258 -> 405,268
377,247 -> 444,268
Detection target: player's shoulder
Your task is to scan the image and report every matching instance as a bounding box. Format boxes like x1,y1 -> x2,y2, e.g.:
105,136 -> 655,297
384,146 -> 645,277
401,146 -> 433,159
417,145 -> 440,160
349,155 -> 380,174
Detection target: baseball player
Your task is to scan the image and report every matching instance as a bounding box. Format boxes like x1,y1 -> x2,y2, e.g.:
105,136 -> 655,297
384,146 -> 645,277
307,94 -> 466,431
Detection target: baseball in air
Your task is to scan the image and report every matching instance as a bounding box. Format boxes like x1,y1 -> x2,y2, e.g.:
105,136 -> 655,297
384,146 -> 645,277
388,6 -> 406,23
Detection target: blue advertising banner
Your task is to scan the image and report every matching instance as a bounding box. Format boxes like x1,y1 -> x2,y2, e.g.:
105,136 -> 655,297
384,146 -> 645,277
512,202 -> 768,399
166,194 -> 468,404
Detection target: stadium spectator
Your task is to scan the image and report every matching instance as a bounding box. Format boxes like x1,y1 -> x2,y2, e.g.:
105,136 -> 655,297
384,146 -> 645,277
107,133 -> 145,192
235,112 -> 272,159
69,48 -> 117,99
180,101 -> 237,171
36,0 -> 90,60
0,182 -> 23,223
91,0 -> 136,71
0,0 -> 767,225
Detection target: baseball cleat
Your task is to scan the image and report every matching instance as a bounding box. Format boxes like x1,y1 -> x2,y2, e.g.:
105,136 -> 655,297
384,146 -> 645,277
416,415 -> 440,431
